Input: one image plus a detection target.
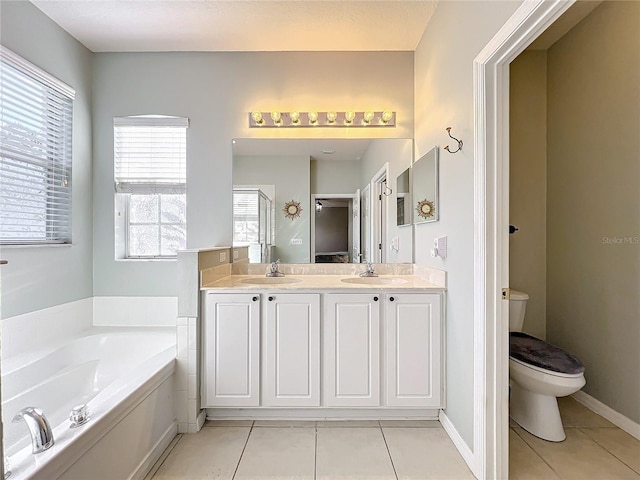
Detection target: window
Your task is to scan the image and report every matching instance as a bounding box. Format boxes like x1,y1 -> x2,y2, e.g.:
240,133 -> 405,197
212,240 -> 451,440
114,116 -> 188,258
0,46 -> 74,245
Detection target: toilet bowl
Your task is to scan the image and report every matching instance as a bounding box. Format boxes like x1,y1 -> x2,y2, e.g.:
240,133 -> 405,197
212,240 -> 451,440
509,290 -> 585,442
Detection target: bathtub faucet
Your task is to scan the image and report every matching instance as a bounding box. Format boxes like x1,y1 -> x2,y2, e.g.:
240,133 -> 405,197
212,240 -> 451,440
12,407 -> 55,454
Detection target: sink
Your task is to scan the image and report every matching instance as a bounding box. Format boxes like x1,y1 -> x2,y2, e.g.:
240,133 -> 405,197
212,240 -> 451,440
340,277 -> 408,285
239,277 -> 303,285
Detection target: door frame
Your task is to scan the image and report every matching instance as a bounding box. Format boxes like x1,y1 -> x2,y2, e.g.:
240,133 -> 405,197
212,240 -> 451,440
370,163 -> 389,263
473,1 -> 575,478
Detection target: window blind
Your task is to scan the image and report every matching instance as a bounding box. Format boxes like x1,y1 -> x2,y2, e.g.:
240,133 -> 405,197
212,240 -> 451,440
0,46 -> 75,244
114,116 -> 188,194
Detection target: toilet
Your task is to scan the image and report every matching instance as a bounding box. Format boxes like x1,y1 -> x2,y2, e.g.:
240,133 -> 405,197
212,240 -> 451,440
509,290 -> 585,442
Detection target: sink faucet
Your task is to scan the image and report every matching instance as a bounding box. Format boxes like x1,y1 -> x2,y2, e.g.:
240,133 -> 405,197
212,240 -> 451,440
359,262 -> 379,277
12,407 -> 54,454
266,259 -> 285,277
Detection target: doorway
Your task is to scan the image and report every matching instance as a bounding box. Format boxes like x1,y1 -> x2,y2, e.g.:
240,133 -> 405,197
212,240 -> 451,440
311,192 -> 360,263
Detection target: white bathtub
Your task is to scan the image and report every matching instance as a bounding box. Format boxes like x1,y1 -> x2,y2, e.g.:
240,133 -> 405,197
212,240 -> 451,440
2,327 -> 176,480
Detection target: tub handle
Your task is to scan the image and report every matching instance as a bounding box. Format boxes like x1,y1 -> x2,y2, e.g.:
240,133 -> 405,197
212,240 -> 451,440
69,404 -> 90,428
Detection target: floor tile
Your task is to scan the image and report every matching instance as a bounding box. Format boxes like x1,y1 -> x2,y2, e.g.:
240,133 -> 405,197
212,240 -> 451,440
581,428 -> 640,474
316,420 -> 379,427
515,427 -> 640,479
379,420 -> 441,428
316,427 -> 396,479
509,429 -> 560,479
383,427 -> 475,479
234,427 -> 315,480
204,419 -> 254,427
253,420 -> 316,427
144,434 -> 182,480
558,396 -> 616,428
152,427 -> 250,479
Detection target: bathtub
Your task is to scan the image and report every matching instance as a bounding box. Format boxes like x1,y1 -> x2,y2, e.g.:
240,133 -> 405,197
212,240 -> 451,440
2,327 -> 176,480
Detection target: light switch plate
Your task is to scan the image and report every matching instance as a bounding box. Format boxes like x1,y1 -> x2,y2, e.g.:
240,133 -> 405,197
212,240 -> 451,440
435,236 -> 447,258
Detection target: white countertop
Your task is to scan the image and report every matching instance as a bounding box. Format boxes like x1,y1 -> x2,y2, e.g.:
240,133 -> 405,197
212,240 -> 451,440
201,274 -> 445,291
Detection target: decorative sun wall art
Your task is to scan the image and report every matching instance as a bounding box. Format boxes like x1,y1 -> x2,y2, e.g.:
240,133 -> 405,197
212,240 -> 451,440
283,200 -> 302,220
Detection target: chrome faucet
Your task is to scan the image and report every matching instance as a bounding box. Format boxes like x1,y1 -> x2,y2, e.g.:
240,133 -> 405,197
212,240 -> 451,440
359,262 -> 378,277
266,259 -> 285,277
12,407 -> 54,454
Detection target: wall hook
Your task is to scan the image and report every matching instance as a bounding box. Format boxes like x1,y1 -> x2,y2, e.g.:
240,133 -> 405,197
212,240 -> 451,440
444,127 -> 463,154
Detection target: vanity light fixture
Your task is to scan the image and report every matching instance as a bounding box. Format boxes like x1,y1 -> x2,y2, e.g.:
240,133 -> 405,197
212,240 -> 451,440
251,111 -> 264,125
248,111 -> 396,128
362,111 -> 375,125
270,111 -> 282,125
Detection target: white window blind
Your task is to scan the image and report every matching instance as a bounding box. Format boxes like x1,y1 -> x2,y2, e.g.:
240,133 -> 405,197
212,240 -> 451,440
0,46 -> 75,244
233,190 -> 260,243
114,115 -> 188,258
114,116 -> 188,194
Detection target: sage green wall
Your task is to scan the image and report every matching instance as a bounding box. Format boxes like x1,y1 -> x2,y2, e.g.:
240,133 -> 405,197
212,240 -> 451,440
233,155 -> 310,263
546,1 -> 640,423
509,51 -> 548,339
92,51 -> 414,296
0,2 -> 93,318
413,0 -> 524,448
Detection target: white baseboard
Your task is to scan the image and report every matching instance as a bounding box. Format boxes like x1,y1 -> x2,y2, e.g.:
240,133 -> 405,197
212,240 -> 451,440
439,410 -> 479,479
572,391 -> 640,440
130,421 -> 177,480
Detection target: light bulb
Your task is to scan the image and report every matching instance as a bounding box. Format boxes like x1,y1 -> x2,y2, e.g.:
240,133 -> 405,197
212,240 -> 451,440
344,111 -> 356,124
308,111 -> 319,124
290,111 -> 300,124
251,111 -> 264,125
363,111 -> 375,124
270,111 -> 282,124
326,111 -> 337,123
381,110 -> 393,123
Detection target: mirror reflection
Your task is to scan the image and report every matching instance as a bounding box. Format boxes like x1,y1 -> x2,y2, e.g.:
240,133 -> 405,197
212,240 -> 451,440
232,138 -> 413,264
396,167 -> 411,226
413,146 -> 439,224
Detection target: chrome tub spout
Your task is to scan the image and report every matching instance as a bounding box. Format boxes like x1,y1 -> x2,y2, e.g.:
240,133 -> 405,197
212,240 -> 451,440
12,407 -> 54,454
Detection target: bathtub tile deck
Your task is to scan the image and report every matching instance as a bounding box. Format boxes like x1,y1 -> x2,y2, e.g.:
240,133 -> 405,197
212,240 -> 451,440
151,398 -> 639,480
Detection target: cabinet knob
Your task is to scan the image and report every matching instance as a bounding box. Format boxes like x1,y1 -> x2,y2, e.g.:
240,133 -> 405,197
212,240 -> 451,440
252,296 -> 258,302
389,296 -> 395,302
268,296 -> 274,301
373,296 -> 379,302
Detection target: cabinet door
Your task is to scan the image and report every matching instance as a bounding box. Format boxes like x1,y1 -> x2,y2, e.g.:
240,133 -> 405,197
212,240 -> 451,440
324,293 -> 380,407
202,293 -> 260,407
385,293 -> 442,407
264,294 -> 320,407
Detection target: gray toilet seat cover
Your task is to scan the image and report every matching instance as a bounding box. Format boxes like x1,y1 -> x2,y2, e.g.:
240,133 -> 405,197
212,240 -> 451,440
509,332 -> 585,375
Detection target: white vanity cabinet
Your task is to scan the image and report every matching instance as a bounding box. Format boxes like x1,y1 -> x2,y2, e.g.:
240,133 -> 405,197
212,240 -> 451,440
202,293 -> 260,407
323,293 -> 381,407
384,293 -> 442,407
264,293 -> 320,407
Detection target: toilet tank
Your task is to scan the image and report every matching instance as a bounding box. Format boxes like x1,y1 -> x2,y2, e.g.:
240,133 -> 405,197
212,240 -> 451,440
509,290 -> 529,332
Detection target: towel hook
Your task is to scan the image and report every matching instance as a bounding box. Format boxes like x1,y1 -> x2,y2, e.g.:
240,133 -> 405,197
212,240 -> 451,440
444,127 -> 463,154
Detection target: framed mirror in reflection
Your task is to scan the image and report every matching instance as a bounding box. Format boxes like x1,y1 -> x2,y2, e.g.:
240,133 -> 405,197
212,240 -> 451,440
413,146 -> 439,224
232,138 -> 414,264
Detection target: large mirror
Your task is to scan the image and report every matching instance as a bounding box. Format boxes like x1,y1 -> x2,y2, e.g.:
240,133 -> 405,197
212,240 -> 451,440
232,138 -> 413,264
413,146 -> 439,224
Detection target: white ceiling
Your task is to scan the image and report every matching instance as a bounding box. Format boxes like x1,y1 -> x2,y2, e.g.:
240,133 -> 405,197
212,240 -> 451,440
31,0 -> 438,53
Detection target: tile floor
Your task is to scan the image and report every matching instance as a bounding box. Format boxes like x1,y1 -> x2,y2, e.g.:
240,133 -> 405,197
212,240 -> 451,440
147,397 -> 640,480
510,397 -> 640,479
147,419 -> 475,480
